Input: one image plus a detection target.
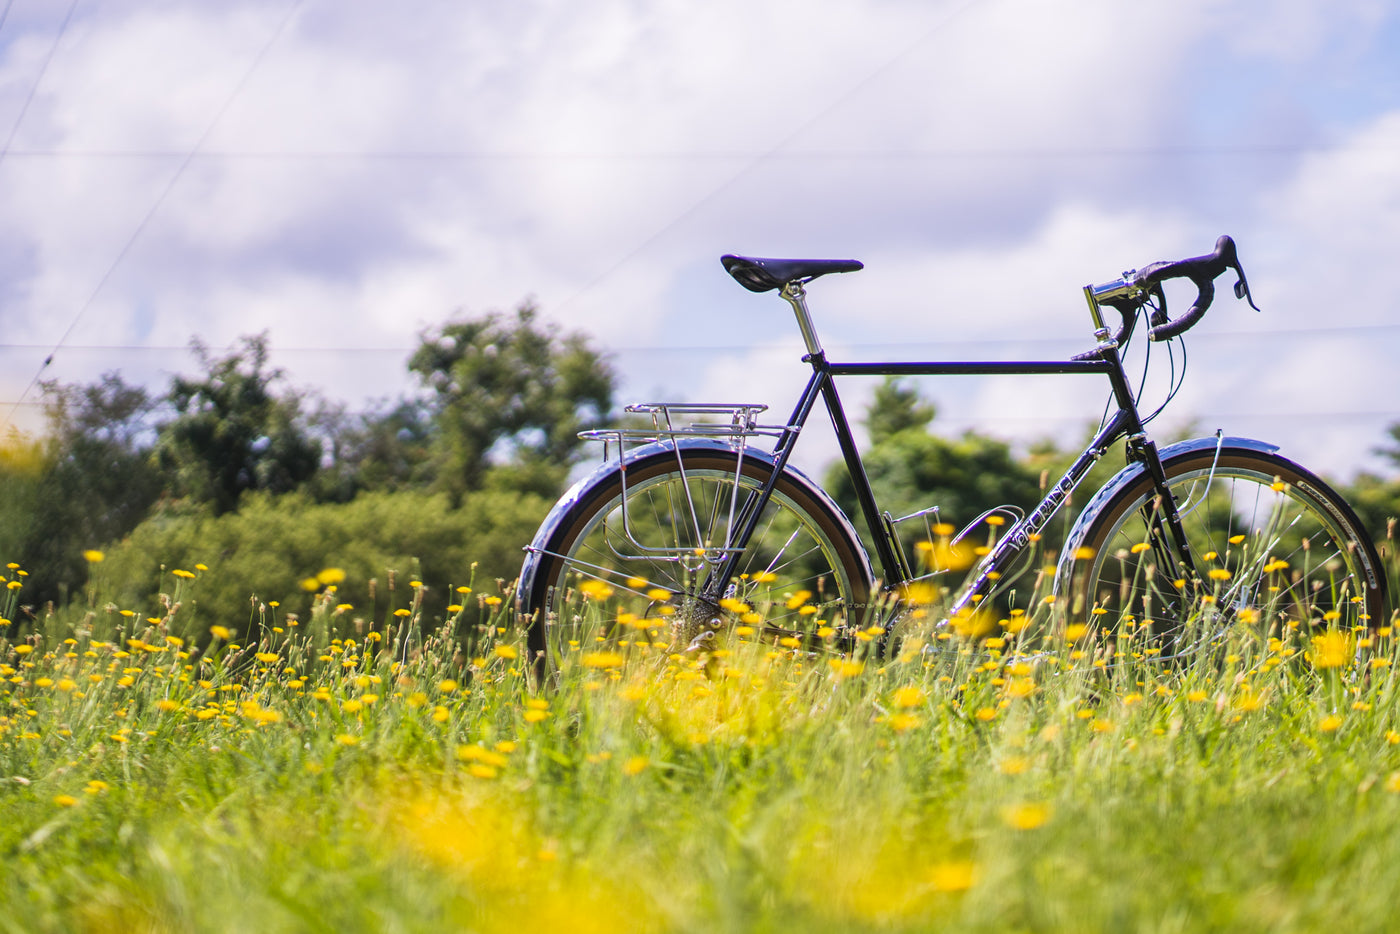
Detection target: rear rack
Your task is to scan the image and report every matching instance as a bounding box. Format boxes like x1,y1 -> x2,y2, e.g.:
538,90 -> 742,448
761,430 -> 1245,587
577,403 -> 790,561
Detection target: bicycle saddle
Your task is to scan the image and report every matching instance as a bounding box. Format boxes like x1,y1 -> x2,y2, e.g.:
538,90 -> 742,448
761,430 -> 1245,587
721,254 -> 864,293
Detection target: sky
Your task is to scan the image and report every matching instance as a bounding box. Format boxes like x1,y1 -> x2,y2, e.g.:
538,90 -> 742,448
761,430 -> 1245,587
1,0 -> 1399,484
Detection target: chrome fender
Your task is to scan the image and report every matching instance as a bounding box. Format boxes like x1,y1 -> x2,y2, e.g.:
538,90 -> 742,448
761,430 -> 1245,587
1053,436 -> 1281,596
516,438 -> 873,607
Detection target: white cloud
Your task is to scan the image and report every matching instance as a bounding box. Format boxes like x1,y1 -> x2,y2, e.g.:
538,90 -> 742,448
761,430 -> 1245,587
0,0 -> 1397,485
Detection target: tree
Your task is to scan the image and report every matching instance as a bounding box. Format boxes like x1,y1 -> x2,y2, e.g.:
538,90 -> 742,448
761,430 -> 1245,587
304,398 -> 435,503
156,334 -> 321,515
825,378 -> 1043,567
0,374 -> 165,606
409,303 -> 615,502
866,376 -> 936,444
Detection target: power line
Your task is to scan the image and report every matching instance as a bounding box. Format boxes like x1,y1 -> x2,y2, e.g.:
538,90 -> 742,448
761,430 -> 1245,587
0,0 -> 306,434
0,320 -> 1395,358
0,0 -> 80,162
0,142 -> 1383,161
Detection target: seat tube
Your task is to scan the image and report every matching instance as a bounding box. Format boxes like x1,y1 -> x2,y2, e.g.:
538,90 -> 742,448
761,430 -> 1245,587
780,281 -> 823,357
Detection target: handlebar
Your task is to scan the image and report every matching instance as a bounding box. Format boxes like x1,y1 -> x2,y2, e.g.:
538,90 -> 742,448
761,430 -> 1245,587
1084,235 -> 1260,346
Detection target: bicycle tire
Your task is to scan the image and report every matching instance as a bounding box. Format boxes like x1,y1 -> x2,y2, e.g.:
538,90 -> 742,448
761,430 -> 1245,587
519,442 -> 875,675
1060,445 -> 1384,653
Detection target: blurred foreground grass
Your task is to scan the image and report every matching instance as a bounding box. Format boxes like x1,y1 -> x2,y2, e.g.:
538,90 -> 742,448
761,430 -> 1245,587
4,560 -> 1400,933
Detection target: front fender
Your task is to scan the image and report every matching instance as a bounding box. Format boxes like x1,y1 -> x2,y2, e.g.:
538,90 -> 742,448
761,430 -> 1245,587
1054,436 -> 1281,592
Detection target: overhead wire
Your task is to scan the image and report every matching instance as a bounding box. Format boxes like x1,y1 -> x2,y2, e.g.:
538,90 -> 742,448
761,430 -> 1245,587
0,0 -> 307,434
0,0 -> 79,163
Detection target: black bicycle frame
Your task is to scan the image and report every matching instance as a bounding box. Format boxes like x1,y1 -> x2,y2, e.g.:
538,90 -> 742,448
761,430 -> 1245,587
710,341 -> 1201,614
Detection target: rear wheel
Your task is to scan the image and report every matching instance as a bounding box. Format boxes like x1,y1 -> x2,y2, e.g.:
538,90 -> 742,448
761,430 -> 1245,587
1064,448 -> 1384,655
520,447 -> 874,676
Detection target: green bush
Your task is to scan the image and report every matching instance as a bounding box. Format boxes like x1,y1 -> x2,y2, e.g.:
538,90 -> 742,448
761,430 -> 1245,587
94,488 -> 550,641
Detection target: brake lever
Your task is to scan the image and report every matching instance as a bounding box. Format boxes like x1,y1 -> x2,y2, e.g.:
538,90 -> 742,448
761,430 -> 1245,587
1229,255 -> 1260,311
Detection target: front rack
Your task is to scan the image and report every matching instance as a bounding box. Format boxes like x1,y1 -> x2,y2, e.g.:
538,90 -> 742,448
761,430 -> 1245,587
577,402 -> 792,560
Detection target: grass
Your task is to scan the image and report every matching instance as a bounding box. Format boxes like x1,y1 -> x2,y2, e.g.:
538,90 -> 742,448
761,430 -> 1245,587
3,557 -> 1400,933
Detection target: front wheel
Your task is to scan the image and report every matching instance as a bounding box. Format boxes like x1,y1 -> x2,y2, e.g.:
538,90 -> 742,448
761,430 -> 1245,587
518,444 -> 875,677
1062,446 -> 1384,653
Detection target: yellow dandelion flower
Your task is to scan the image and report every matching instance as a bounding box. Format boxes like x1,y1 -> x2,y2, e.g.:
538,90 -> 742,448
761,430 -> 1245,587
1002,802 -> 1052,830
582,651 -> 626,669
1309,631 -> 1352,670
928,860 -> 978,892
622,756 -> 650,776
1207,568 -> 1231,581
210,626 -> 232,640
1319,714 -> 1344,733
885,712 -> 923,733
438,679 -> 459,694
578,580 -> 614,601
494,645 -> 519,660
829,659 -> 864,678
892,686 -> 927,708
335,734 -> 360,746
83,550 -> 105,564
53,794 -> 80,808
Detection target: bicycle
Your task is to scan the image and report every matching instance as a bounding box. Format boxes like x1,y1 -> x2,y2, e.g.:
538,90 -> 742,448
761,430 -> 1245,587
516,236 -> 1386,675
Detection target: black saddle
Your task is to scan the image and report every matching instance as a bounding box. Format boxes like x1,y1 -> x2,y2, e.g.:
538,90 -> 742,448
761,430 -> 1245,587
721,254 -> 863,293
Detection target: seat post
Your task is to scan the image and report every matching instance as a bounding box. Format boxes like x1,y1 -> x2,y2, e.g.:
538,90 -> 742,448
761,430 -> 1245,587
779,280 -> 824,357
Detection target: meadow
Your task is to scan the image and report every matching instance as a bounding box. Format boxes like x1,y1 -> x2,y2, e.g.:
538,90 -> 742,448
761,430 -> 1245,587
4,550 -> 1400,934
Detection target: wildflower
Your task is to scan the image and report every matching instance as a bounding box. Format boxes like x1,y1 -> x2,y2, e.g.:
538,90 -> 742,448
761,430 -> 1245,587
578,580 -> 614,601
157,699 -> 180,712
622,756 -> 650,776
53,795 -> 80,808
210,626 -> 232,641
829,659 -> 864,678
83,550 -> 105,564
494,645 -> 519,660
457,745 -> 508,768
928,860 -> 978,893
886,713 -> 922,732
582,652 -> 626,669
974,707 -> 997,722
1007,678 -> 1036,698
438,679 -> 459,694
1309,631 -> 1352,669
1207,568 -> 1231,581
317,568 -> 347,586
84,780 -> 109,795
1319,715 -> 1344,733
1001,802 -> 1052,830
334,734 -> 360,746
1064,624 -> 1088,643
892,686 -> 927,708
255,652 -> 279,664
999,756 -> 1030,775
